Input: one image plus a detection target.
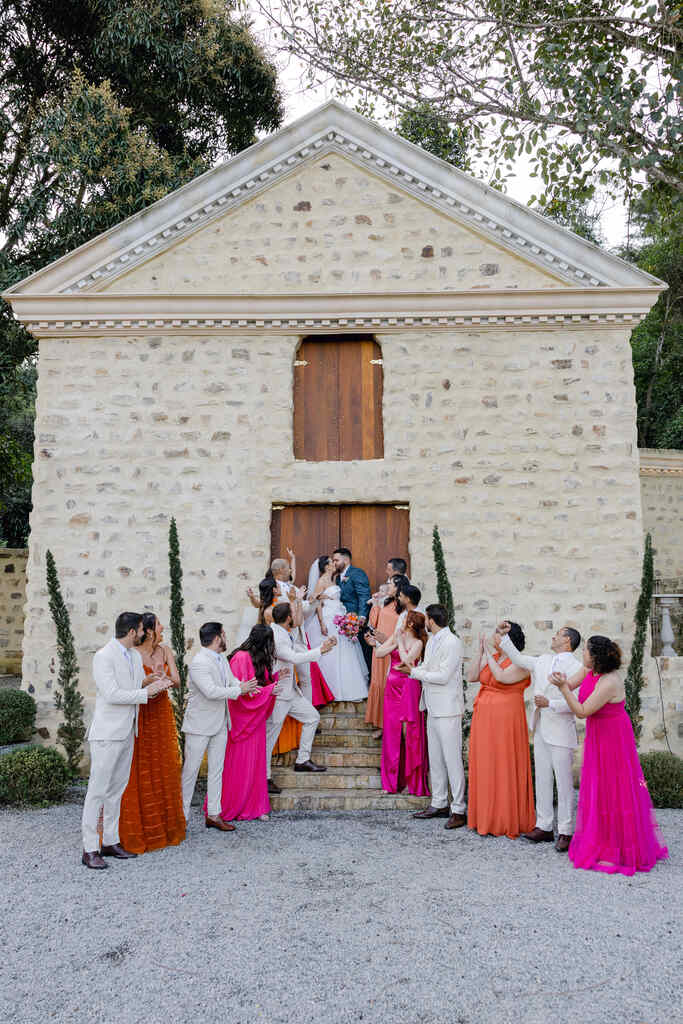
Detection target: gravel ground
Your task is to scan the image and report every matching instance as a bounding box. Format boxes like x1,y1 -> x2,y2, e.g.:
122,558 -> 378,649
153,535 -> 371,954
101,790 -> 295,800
1,797 -> 680,1024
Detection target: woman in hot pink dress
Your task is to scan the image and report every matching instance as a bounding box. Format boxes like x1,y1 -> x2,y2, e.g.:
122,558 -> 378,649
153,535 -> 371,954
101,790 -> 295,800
551,635 -> 668,876
372,611 -> 430,797
204,625 -> 279,822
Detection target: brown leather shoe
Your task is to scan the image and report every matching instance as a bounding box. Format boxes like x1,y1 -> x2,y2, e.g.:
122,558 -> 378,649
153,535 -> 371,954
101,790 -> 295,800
82,850 -> 108,869
206,816 -> 236,832
445,813 -> 466,830
523,827 -> 555,843
293,760 -> 327,773
100,843 -> 137,859
413,806 -> 451,819
555,834 -> 572,853
267,779 -> 282,794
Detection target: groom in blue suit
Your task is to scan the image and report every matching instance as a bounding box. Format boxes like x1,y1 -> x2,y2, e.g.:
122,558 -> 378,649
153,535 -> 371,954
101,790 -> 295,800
332,548 -> 373,670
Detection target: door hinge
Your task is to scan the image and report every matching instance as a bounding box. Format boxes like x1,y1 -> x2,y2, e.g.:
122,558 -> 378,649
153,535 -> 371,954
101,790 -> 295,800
370,358 -> 383,365
293,360 -> 308,367
272,505 -> 285,511
394,505 -> 409,510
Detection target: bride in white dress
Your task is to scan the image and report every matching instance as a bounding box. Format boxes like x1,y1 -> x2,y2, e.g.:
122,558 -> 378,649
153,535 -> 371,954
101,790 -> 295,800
306,556 -> 369,702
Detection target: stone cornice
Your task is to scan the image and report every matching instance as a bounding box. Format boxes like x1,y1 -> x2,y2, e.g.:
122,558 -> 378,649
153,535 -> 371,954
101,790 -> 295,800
639,449 -> 683,476
8,288 -> 661,338
4,101 -> 665,300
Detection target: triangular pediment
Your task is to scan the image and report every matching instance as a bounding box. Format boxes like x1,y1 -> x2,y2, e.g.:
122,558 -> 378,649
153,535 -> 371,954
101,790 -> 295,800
4,99 -> 664,300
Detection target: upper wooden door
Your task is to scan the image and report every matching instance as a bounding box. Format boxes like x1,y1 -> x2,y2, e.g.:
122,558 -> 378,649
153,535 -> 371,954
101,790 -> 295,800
293,336 -> 384,461
270,504 -> 410,593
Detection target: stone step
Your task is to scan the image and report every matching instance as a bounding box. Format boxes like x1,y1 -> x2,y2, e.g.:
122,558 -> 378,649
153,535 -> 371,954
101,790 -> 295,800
314,728 -> 381,749
273,746 -> 381,769
317,711 -> 376,733
269,789 -> 430,812
272,765 -> 382,790
319,700 -> 368,716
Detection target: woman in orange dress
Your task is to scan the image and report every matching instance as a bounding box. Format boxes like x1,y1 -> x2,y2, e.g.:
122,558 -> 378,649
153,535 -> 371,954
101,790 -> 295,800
119,613 -> 186,854
365,574 -> 409,737
467,622 -> 535,838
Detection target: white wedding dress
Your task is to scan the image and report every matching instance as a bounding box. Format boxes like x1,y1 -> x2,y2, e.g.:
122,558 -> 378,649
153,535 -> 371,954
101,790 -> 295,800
308,584 -> 369,702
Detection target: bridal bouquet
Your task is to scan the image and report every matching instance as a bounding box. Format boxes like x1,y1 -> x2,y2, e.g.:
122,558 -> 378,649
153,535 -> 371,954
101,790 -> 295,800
334,612 -> 361,641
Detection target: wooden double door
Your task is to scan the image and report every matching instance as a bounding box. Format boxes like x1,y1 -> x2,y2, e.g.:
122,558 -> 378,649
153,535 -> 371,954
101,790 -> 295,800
271,504 -> 410,593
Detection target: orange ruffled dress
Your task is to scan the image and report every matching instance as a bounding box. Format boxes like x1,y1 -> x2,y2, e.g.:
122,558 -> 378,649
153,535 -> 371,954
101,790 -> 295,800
119,661 -> 186,854
365,601 -> 400,729
467,652 -> 535,839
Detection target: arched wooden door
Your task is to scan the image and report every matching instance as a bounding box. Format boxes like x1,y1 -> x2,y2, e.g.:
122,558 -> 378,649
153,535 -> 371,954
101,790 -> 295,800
271,504 -> 410,593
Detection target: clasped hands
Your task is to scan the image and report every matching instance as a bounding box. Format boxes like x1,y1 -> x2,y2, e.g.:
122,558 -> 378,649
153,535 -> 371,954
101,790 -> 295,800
144,673 -> 173,698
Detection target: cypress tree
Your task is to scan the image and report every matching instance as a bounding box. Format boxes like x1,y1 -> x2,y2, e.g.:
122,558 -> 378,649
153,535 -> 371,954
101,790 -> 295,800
432,525 -> 470,734
46,549 -> 85,776
625,532 -> 654,745
169,517 -> 188,753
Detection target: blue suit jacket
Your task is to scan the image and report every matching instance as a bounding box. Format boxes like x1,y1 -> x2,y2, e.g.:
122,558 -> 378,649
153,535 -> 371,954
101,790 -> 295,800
338,566 -> 372,618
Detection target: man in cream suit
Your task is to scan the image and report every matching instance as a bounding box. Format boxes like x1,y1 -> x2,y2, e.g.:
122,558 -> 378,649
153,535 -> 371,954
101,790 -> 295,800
270,555 -> 321,703
266,602 -> 336,790
497,621 -> 583,852
410,604 -> 466,830
82,612 -> 173,869
181,621 -> 259,831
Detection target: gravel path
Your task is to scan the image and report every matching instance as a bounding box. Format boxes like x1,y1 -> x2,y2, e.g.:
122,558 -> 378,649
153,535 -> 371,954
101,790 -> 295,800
1,798 -> 680,1024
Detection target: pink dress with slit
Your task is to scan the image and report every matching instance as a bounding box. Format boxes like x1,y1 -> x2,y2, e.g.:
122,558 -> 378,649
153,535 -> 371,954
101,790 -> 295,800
380,650 -> 430,796
569,671 -> 668,875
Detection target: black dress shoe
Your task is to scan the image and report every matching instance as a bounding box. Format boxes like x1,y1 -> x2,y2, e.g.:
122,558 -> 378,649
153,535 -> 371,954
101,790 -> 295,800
82,850 -> 108,870
267,779 -> 282,794
413,806 -> 451,819
294,760 -> 327,773
100,843 -> 137,859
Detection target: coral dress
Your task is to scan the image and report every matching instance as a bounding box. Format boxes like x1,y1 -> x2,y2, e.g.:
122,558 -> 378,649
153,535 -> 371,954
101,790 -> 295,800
203,651 -> 277,821
467,653 -> 535,838
119,661 -> 186,854
381,650 -> 430,796
569,672 -> 669,875
365,602 -> 400,729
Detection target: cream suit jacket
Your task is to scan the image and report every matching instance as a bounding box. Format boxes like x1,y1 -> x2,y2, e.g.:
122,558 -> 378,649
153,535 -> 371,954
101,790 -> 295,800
271,622 -> 322,701
182,647 -> 242,737
411,628 -> 465,717
499,634 -> 582,749
88,638 -> 148,741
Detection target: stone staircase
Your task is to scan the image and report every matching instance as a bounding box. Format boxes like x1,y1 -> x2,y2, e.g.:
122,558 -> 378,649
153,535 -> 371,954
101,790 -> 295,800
270,699 -> 430,812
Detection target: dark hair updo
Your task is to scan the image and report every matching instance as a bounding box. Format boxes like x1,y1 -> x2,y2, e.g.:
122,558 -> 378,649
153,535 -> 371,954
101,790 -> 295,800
506,621 -> 526,652
141,612 -> 158,643
318,554 -> 331,575
386,573 -> 410,611
587,635 -> 622,674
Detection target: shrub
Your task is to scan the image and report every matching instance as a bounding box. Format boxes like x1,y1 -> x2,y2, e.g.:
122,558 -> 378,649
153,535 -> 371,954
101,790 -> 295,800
0,745 -> 70,806
640,751 -> 683,809
46,549 -> 86,775
0,689 -> 36,744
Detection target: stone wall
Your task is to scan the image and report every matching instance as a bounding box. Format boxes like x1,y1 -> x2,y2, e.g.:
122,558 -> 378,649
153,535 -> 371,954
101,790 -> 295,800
23,322 -> 655,744
639,449 -> 683,580
0,549 -> 27,675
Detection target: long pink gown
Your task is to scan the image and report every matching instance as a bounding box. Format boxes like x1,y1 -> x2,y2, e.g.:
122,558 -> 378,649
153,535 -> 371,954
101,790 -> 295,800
569,672 -> 669,876
381,650 -> 430,796
203,651 -> 277,821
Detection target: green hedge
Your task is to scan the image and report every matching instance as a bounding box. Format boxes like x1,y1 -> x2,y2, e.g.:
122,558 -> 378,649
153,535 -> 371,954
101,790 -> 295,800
0,689 -> 36,744
0,746 -> 70,806
640,751 -> 683,809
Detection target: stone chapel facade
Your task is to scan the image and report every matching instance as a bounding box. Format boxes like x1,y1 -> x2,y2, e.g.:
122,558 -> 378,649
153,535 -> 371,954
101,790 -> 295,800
4,101 -> 671,748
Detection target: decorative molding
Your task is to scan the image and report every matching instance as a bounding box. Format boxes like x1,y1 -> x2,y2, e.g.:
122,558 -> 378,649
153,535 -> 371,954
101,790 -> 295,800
4,101 -> 665,302
639,449 -> 683,476
9,288 -> 658,338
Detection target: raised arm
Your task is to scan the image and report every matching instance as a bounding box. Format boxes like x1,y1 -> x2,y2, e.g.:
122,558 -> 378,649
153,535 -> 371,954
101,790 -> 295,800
484,641 -> 528,684
550,671 -> 621,719
498,631 -> 536,673
466,634 -> 487,683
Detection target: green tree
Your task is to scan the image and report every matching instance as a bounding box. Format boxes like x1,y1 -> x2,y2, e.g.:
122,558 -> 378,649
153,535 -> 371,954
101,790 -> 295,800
46,549 -> 86,775
168,518 -> 189,752
0,1 -> 284,543
397,102 -> 471,172
625,533 -> 654,745
258,1 -> 681,202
